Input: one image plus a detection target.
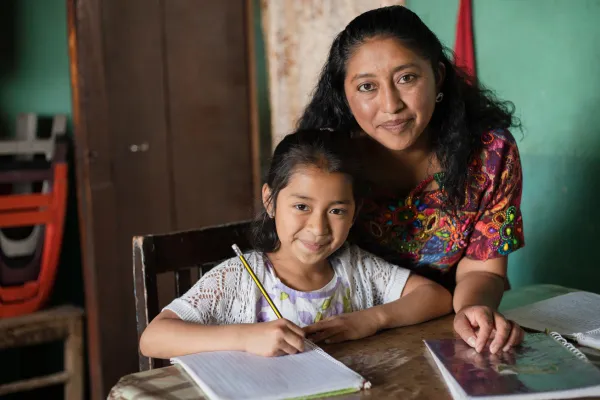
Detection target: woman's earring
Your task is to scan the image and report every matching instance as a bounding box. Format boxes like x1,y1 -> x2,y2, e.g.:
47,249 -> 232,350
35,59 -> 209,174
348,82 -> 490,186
435,92 -> 444,103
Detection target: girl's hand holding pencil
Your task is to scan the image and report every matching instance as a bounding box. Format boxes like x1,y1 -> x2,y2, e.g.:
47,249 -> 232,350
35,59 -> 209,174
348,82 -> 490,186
232,244 -> 306,357
243,319 -> 306,357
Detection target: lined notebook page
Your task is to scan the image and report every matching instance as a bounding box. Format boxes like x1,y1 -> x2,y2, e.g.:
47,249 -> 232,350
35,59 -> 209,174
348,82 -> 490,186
504,292 -> 600,335
172,343 -> 366,400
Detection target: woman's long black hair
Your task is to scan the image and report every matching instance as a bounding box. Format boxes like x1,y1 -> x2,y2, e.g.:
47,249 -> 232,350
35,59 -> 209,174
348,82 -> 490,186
297,5 -> 520,206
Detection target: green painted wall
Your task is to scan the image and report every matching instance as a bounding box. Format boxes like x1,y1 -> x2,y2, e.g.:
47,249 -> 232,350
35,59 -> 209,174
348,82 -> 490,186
0,0 -> 72,136
0,0 -> 82,307
407,0 -> 600,292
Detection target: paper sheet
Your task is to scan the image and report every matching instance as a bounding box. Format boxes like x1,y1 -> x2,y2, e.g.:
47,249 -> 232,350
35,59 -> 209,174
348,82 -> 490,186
504,292 -> 600,335
172,344 -> 365,400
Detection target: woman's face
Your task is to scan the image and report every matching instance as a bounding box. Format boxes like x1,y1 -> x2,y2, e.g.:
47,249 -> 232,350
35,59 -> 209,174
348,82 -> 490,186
343,36 -> 442,151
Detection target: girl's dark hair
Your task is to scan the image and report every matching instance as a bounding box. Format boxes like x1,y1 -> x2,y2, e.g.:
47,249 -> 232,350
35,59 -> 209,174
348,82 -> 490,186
296,5 -> 520,206
250,128 -> 366,252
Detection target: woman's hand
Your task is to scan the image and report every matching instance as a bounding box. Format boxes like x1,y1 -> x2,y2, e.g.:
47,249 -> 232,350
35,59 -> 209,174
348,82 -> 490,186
244,319 -> 306,357
454,305 -> 524,354
303,310 -> 380,344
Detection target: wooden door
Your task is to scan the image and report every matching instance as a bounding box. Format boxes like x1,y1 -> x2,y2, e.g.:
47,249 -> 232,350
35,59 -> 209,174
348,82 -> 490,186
68,0 -> 257,397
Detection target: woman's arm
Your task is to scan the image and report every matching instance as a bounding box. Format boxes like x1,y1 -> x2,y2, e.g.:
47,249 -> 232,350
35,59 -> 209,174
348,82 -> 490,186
453,256 -> 524,354
139,310 -> 305,358
304,274 -> 452,343
454,256 -> 506,311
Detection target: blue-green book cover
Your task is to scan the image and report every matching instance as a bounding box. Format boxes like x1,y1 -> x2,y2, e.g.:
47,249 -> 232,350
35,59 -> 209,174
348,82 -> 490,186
425,333 -> 600,399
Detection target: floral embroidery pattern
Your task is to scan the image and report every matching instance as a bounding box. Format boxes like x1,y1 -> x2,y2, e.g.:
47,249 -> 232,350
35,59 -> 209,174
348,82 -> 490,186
355,130 -> 525,288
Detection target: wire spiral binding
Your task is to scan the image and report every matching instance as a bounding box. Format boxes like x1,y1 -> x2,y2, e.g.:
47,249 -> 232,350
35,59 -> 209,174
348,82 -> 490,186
575,327 -> 600,337
548,332 -> 589,362
573,327 -> 600,344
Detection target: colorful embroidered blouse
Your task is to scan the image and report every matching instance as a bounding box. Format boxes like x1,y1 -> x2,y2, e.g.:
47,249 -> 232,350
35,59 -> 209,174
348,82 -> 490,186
353,129 -> 525,290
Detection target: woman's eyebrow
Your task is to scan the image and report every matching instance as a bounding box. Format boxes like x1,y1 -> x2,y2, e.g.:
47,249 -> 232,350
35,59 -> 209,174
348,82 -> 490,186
350,63 -> 419,82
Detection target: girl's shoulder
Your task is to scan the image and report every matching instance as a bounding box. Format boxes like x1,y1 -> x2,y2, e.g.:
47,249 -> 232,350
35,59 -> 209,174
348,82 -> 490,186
329,243 -> 395,272
201,250 -> 265,280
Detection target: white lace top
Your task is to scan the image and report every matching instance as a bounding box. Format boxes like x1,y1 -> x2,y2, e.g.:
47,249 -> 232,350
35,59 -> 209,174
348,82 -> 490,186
164,243 -> 411,328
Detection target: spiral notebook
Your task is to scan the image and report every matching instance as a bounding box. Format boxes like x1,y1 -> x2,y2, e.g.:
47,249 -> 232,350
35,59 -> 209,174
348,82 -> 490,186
171,341 -> 371,400
503,291 -> 600,350
425,333 -> 600,400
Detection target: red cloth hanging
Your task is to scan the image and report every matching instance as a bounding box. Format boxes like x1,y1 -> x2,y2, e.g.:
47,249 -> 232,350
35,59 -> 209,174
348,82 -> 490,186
454,0 -> 476,81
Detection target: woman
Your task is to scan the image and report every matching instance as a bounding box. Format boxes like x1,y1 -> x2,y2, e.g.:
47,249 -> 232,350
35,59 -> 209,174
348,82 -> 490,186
298,5 -> 525,354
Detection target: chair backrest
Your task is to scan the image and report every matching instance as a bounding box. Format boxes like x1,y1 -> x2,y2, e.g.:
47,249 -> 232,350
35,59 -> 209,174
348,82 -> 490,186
132,220 -> 252,371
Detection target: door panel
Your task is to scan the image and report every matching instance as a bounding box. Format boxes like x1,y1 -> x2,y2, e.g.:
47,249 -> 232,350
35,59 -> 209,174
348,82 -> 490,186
164,0 -> 254,230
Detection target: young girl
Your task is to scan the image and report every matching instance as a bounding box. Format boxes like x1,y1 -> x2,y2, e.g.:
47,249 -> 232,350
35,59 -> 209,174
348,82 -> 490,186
139,129 -> 452,359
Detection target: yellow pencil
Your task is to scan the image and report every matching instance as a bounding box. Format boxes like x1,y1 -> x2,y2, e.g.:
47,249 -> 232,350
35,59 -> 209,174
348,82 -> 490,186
232,244 -> 283,319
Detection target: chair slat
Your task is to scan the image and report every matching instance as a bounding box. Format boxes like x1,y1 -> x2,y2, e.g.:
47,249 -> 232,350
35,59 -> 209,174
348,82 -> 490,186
151,220 -> 252,274
132,220 -> 252,372
174,269 -> 192,297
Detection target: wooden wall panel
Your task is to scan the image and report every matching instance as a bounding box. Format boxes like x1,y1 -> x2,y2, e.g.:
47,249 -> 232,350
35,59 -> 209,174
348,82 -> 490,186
164,0 -> 254,230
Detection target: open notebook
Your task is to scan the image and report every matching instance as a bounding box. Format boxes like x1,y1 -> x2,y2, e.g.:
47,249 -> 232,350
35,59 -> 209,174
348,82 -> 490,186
171,341 -> 370,400
425,333 -> 600,400
503,291 -> 600,350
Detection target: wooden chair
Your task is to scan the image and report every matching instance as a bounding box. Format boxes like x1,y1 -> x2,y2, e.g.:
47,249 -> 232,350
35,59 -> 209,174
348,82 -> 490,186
132,220 -> 252,371
0,306 -> 84,399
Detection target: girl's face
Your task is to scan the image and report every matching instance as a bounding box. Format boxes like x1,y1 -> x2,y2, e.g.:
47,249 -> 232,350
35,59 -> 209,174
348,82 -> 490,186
263,165 -> 356,268
343,36 -> 442,151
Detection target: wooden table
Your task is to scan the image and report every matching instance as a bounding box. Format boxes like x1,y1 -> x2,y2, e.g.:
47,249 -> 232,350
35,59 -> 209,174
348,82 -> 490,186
108,284 -> 599,399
